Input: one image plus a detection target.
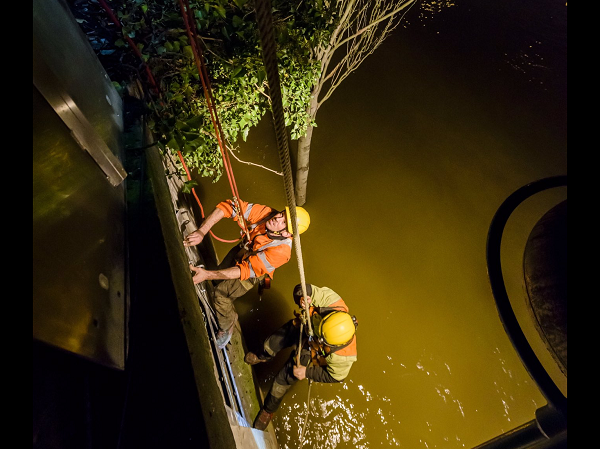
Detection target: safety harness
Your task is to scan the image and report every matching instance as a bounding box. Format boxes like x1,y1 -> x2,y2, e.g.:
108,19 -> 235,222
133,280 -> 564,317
233,208 -> 290,261
294,306 -> 358,367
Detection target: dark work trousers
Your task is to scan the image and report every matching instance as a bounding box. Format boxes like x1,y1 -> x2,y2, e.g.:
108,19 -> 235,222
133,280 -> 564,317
261,319 -> 312,413
213,243 -> 264,332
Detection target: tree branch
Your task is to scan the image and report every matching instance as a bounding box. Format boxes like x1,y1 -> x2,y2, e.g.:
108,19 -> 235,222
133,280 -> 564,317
226,145 -> 283,176
315,0 -> 417,107
332,0 -> 417,54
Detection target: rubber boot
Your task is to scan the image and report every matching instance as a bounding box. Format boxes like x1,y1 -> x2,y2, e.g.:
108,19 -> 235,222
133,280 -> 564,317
215,313 -> 238,350
244,352 -> 269,365
253,408 -> 273,431
215,322 -> 235,349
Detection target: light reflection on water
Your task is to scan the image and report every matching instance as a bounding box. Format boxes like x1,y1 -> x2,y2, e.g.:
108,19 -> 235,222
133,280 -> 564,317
275,383 -> 391,448
264,335 -> 546,448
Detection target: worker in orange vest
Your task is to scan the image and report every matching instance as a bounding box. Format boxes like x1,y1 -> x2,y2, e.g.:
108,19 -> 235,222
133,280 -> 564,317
183,199 -> 310,349
245,284 -> 358,430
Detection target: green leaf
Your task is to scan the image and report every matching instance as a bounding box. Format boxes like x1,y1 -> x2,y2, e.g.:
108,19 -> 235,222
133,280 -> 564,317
232,15 -> 243,28
183,45 -> 194,59
257,68 -> 267,84
186,115 -> 204,128
181,180 -> 198,194
175,120 -> 191,131
183,131 -> 201,140
166,137 -> 180,151
214,5 -> 226,18
231,65 -> 247,79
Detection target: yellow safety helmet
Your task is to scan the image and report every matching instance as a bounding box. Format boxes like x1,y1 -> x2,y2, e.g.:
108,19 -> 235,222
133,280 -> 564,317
285,206 -> 310,235
319,311 -> 356,346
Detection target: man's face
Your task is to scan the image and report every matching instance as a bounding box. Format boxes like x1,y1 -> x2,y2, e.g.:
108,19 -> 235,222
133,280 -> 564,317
266,211 -> 288,233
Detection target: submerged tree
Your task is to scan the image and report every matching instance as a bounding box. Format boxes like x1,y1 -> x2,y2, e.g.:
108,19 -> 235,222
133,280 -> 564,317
293,0 -> 417,205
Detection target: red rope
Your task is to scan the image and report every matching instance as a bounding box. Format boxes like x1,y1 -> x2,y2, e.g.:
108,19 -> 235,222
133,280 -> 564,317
97,0 -> 160,97
177,0 -> 250,241
177,0 -> 242,200
97,0 -> 241,243
176,150 -> 239,243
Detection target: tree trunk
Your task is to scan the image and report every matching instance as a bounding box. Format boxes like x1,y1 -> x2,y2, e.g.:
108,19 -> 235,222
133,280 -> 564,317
294,123 -> 314,206
294,93 -> 319,206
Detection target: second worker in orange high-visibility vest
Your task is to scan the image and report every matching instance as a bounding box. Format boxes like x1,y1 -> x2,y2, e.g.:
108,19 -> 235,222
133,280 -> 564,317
183,199 -> 310,349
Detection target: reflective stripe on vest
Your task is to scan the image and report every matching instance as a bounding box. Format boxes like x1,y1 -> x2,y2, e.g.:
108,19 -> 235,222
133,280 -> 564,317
244,203 -> 255,222
255,238 -> 291,272
239,236 -> 291,277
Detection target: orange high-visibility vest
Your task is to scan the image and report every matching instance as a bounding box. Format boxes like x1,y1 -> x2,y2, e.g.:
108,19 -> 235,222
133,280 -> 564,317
217,199 -> 292,280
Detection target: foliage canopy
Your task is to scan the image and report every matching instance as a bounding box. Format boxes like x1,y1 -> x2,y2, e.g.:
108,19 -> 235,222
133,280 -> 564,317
84,0 -> 338,181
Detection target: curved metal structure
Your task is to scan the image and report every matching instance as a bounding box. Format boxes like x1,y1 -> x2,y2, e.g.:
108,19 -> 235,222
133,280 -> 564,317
480,176 -> 567,448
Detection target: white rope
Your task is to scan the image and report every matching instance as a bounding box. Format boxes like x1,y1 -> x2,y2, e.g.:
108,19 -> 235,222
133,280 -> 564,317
255,0 -> 313,336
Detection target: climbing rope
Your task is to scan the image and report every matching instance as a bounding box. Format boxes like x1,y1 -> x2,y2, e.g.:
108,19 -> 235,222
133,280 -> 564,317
177,0 -> 252,244
300,379 -> 313,447
101,0 -> 315,436
296,321 -> 313,448
97,0 -> 250,244
255,0 -> 313,336
255,1 -> 314,444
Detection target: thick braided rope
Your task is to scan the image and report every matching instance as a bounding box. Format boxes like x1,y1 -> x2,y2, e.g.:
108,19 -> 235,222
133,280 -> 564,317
255,0 -> 312,335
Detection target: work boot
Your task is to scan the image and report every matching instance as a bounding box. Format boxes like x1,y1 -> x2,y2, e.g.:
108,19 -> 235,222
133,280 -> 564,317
253,408 -> 273,431
244,352 -> 268,365
258,277 -> 271,295
215,325 -> 234,349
